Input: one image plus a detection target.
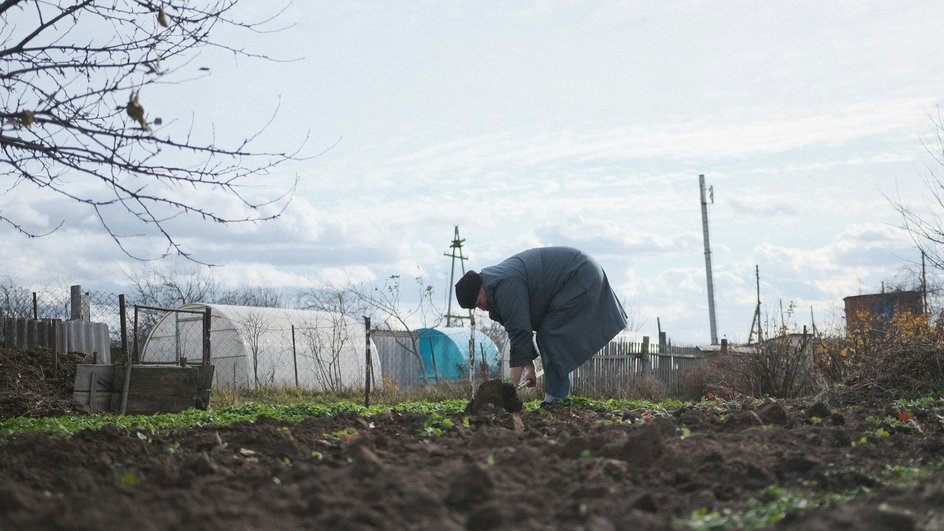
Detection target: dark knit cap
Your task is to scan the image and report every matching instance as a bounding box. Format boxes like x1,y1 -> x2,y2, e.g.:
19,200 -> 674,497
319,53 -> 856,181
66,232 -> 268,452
455,270 -> 483,309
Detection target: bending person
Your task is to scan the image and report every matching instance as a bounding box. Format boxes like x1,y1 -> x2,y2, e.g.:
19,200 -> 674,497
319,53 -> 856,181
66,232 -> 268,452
455,246 -> 627,405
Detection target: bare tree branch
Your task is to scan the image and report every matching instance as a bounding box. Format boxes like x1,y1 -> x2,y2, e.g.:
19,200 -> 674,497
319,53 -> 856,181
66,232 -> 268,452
1,1 -> 315,262
890,104 -> 944,270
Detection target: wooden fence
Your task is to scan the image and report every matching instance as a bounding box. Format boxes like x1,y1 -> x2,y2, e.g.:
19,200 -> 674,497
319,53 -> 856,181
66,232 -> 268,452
573,341 -> 706,398
372,330 -> 709,398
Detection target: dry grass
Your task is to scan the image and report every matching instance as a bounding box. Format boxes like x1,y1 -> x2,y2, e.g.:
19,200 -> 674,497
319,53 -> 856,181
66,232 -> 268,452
209,377 -> 487,408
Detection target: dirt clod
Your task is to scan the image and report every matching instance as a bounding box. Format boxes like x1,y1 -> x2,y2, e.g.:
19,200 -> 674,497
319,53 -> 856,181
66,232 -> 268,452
465,379 -> 522,414
807,401 -> 831,419
445,464 -> 493,509
758,401 -> 790,425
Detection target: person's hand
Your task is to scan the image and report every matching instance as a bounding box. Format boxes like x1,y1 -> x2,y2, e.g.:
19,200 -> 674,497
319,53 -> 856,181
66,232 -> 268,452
512,362 -> 536,388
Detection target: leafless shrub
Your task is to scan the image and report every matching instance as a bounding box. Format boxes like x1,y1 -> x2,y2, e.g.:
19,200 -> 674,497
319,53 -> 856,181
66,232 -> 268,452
823,311 -> 944,402
626,374 -> 667,402
684,336 -> 817,400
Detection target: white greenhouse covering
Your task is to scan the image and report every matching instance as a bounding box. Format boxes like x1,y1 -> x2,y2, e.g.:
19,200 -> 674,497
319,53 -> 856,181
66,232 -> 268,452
140,304 -> 381,391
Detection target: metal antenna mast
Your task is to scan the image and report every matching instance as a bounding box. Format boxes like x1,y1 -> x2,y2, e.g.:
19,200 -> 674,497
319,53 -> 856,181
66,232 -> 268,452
749,265 -> 763,344
699,174 -> 719,345
444,225 -> 470,327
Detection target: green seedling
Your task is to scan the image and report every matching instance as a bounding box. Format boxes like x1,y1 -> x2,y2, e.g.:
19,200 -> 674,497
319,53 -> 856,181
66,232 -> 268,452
851,435 -> 869,447
325,427 -> 360,443
166,441 -> 181,455
119,471 -> 138,487
420,413 -> 455,438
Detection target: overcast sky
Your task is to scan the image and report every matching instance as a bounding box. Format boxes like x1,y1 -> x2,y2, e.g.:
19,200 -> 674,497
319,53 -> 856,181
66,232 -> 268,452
4,1 -> 944,344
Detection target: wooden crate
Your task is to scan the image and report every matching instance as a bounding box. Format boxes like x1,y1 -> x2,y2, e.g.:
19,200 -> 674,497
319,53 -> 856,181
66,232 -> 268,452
73,364 -> 214,414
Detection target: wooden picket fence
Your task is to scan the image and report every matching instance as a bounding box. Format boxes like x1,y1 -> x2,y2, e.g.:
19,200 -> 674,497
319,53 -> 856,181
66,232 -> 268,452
373,329 -> 710,398
572,341 -> 706,398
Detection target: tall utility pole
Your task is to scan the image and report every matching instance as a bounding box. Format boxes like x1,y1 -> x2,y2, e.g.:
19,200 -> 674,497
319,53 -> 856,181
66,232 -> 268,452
444,225 -> 470,327
921,250 -> 928,314
699,174 -> 719,345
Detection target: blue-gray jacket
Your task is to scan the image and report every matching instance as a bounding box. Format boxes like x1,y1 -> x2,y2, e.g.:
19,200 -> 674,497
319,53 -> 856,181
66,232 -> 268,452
481,247 -> 628,374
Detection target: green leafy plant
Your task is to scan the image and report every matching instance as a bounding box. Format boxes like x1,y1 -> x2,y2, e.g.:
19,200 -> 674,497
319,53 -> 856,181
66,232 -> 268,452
0,394 -> 701,439
685,486 -> 832,530
420,413 -> 455,438
851,435 -> 869,447
325,427 -> 360,443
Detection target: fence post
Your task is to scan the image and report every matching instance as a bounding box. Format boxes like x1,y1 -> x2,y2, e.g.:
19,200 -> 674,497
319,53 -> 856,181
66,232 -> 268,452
468,314 -> 475,399
428,336 -> 438,383
363,317 -> 372,407
642,336 -> 650,374
119,295 -> 128,359
121,306 -> 138,415
32,292 -> 37,320
70,285 -> 90,322
291,325 -> 299,388
202,307 -> 212,366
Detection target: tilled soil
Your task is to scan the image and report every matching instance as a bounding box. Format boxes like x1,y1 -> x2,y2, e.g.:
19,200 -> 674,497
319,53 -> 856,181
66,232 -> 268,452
1,381 -> 943,530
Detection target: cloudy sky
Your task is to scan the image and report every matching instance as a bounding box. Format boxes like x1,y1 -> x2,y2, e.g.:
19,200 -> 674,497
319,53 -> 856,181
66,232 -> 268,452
4,1 -> 944,344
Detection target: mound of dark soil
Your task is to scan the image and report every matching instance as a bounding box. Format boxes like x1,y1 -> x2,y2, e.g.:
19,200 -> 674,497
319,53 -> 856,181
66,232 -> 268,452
465,379 -> 522,414
0,346 -> 93,419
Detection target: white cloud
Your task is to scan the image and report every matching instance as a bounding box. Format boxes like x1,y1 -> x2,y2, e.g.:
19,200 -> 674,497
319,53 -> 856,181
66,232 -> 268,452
5,1 -> 944,345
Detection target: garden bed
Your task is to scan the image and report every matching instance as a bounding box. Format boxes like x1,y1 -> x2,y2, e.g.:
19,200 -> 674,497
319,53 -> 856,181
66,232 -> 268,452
1,380 -> 942,529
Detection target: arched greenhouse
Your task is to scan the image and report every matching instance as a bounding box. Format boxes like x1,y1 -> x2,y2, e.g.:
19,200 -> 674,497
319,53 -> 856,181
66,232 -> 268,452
416,327 -> 502,382
140,304 -> 381,391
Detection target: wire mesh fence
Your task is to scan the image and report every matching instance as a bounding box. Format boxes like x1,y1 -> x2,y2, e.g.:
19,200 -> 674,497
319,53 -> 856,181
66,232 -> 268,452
0,285 -> 124,344
137,304 -> 380,393
1,281 -> 711,398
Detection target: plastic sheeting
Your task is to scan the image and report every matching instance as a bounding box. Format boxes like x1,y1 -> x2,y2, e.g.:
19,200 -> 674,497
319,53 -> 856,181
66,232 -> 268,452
141,304 -> 380,391
416,327 -> 501,382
